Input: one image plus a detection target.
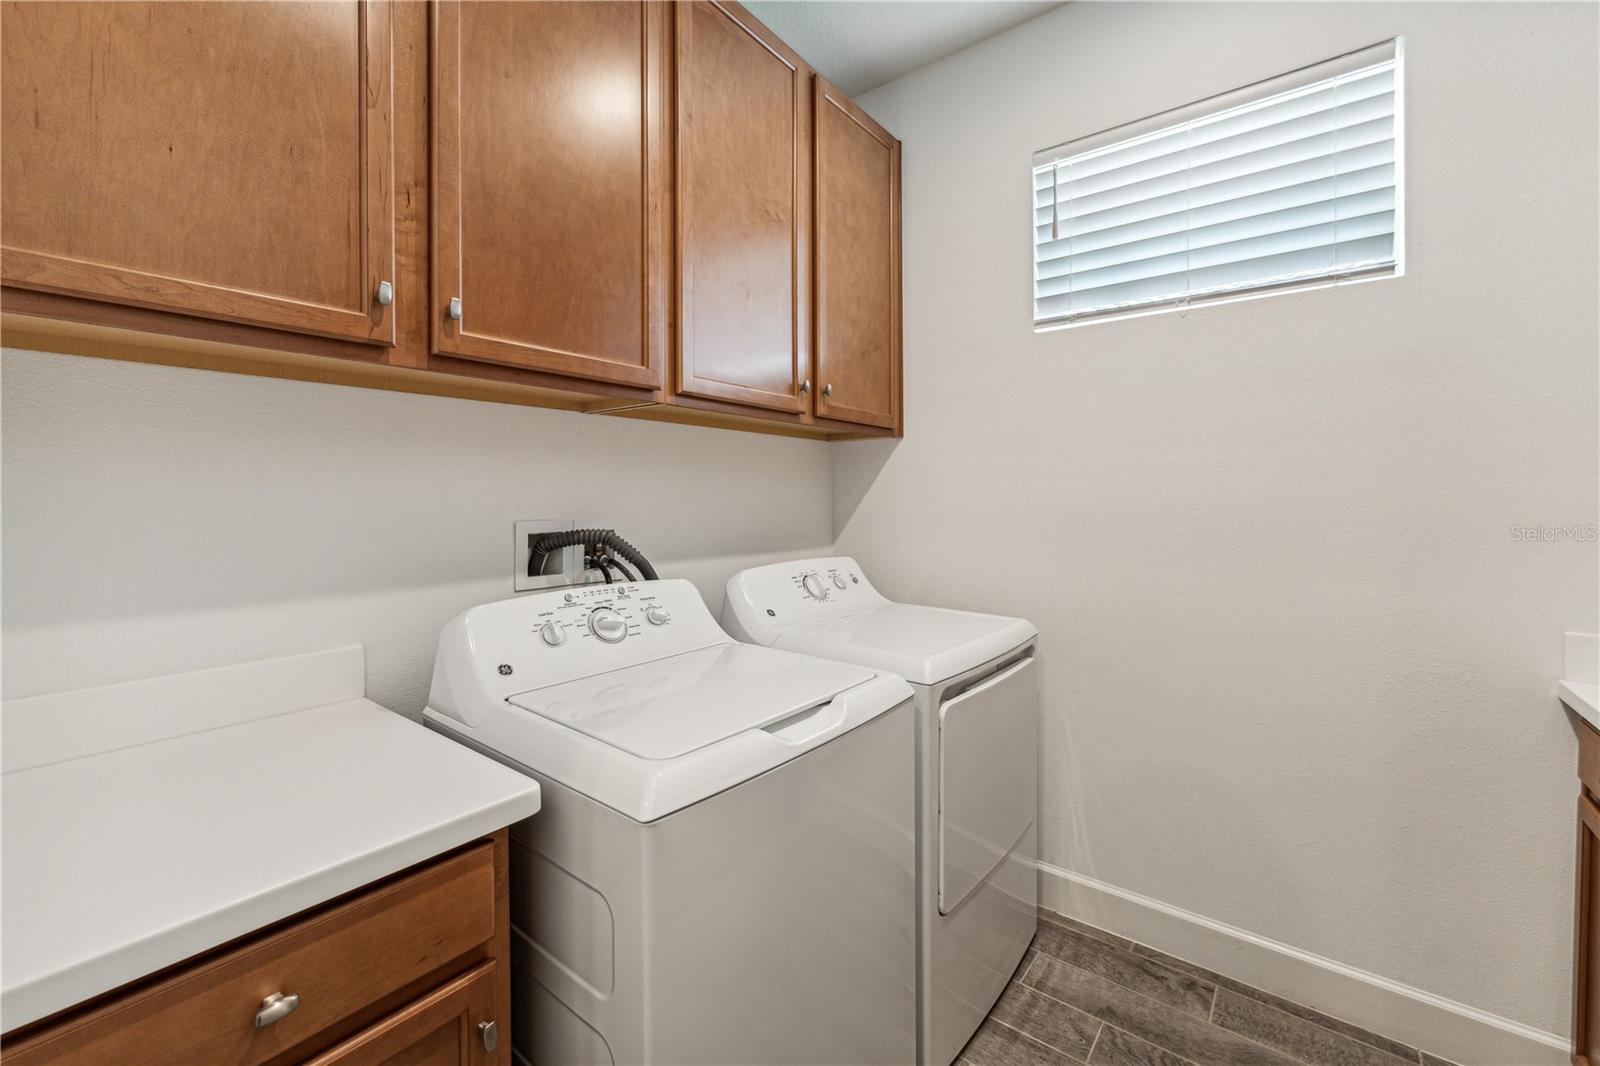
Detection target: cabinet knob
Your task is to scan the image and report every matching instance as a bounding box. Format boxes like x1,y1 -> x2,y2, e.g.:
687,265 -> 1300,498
479,1020 -> 499,1052
375,280 -> 393,306
254,992 -> 300,1028
800,379 -> 811,393
448,296 -> 463,321
822,383 -> 833,397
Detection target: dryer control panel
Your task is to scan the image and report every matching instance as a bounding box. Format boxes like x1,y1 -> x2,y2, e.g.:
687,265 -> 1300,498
720,556 -> 891,646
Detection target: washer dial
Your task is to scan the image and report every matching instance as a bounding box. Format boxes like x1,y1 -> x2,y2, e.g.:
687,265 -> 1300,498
588,608 -> 628,643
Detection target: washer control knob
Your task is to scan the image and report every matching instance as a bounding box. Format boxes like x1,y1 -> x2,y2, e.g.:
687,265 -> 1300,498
589,608 -> 627,643
538,621 -> 565,647
831,573 -> 847,590
645,606 -> 670,626
801,574 -> 828,600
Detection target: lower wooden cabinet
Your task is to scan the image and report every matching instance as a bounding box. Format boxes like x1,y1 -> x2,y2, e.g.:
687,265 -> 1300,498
1576,794 -> 1600,1066
0,834 -> 512,1066
306,964 -> 499,1066
1577,724 -> 1600,1066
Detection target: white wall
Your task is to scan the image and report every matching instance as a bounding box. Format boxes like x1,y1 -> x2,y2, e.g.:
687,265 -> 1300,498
1,349 -> 835,713
844,0 -> 1598,1046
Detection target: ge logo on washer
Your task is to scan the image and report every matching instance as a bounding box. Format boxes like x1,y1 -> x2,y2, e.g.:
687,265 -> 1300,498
497,664 -> 513,676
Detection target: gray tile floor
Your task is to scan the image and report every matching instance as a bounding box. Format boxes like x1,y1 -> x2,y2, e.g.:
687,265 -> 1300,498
960,911 -> 1461,1066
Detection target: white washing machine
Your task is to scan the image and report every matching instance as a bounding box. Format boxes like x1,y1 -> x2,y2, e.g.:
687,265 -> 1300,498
424,578 -> 917,1066
722,558 -> 1038,1066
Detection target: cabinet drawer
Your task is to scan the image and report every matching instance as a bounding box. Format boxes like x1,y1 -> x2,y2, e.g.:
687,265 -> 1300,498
3,844 -> 495,1066
1580,719 -> 1600,800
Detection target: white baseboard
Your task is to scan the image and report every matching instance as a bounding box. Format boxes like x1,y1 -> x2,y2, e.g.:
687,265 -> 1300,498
1037,861 -> 1568,1066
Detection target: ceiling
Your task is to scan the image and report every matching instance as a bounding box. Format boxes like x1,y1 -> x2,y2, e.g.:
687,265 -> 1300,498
744,1 -> 1063,97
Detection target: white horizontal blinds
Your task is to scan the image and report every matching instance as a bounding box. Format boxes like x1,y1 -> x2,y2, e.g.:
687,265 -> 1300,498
1033,40 -> 1401,326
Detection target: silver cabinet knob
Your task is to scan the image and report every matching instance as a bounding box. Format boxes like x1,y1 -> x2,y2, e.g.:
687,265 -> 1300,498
375,280 -> 393,306
448,296 -> 463,321
589,608 -> 627,643
539,621 -> 565,647
822,383 -> 833,397
800,379 -> 811,393
254,992 -> 300,1028
479,1020 -> 499,1052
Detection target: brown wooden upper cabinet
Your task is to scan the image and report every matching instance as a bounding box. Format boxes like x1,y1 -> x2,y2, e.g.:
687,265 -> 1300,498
0,1 -> 396,345
1,1 -> 901,438
675,1 -> 812,414
431,0 -> 668,391
813,76 -> 902,430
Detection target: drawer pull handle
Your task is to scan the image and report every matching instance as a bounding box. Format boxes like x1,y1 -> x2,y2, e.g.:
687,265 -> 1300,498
254,991 -> 300,1028
479,1019 -> 499,1052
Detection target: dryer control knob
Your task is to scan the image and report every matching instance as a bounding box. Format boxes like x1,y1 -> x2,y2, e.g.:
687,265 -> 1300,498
538,621 -> 565,647
801,574 -> 828,600
645,606 -> 670,626
589,608 -> 628,643
831,573 -> 847,590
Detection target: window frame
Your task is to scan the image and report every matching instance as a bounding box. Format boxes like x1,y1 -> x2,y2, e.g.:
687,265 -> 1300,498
1031,38 -> 1405,331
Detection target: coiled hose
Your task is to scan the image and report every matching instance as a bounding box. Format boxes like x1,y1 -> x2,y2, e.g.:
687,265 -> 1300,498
528,528 -> 659,581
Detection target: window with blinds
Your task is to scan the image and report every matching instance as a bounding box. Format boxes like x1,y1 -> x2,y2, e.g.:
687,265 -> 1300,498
1032,40 -> 1403,329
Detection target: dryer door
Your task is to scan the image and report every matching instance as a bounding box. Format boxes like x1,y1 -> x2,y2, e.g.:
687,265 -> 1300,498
939,653 -> 1037,915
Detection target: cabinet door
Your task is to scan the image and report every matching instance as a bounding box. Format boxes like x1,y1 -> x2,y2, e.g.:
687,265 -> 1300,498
1577,794 -> 1600,1066
0,1 -> 395,344
676,1 -> 811,413
305,964 -> 499,1066
432,1 -> 667,390
813,76 -> 901,430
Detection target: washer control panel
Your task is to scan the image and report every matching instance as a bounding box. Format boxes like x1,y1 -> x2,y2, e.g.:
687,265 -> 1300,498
528,583 -> 676,654
428,579 -> 730,726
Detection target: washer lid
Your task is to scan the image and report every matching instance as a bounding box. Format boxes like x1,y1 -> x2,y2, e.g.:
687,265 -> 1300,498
774,605 -> 1035,685
508,644 -> 874,760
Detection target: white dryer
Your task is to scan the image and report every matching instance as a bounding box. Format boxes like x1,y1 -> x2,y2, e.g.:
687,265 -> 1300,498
425,579 -> 917,1066
722,558 -> 1038,1066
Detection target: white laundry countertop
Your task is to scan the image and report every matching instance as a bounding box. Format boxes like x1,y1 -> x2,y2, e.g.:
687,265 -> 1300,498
1562,633 -> 1600,731
1563,681 -> 1600,731
1,649 -> 541,1033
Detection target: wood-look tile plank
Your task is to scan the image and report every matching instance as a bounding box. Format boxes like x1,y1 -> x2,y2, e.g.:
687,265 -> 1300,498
1089,1025 -> 1201,1066
1210,989 -> 1420,1066
1032,923 -> 1214,1018
1039,910 -> 1135,951
989,982 -> 1102,1061
1127,943 -> 1421,1062
959,1018 -> 1089,1066
1023,954 -> 1299,1066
